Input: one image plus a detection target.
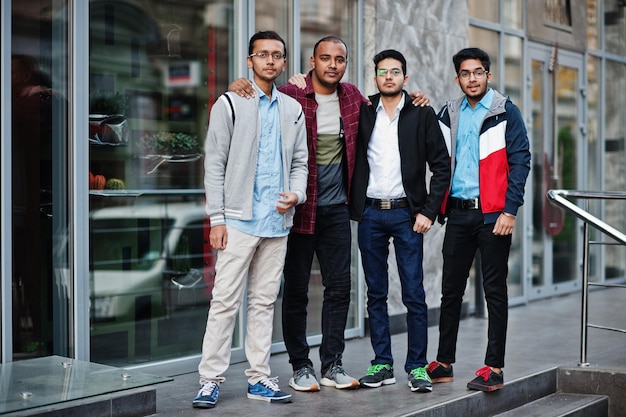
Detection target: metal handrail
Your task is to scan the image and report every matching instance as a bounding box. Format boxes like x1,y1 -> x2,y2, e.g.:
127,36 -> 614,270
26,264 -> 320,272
546,189 -> 626,366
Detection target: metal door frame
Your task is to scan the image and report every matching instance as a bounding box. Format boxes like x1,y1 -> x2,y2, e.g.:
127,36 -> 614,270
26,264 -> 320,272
526,42 -> 586,300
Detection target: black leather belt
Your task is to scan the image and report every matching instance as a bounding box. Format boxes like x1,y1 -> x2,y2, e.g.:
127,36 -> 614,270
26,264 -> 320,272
365,197 -> 409,210
448,196 -> 480,210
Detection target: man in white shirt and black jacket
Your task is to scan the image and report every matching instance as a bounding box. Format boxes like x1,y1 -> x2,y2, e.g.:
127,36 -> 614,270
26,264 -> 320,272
349,49 -> 450,394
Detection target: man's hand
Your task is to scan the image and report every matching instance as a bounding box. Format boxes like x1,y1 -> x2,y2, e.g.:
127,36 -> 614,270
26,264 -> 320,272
493,213 -> 515,236
276,192 -> 298,214
409,91 -> 430,107
413,213 -> 433,234
288,73 -> 307,89
209,225 -> 228,250
228,78 -> 255,98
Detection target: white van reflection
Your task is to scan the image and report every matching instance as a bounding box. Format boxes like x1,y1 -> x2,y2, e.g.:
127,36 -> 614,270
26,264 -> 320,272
89,202 -> 215,324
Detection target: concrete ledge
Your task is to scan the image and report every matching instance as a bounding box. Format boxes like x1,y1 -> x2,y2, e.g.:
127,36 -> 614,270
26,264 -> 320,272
1,386 -> 156,417
558,367 -> 626,417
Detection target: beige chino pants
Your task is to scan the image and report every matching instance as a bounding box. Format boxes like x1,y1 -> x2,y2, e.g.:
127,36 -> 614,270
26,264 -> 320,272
198,225 -> 288,386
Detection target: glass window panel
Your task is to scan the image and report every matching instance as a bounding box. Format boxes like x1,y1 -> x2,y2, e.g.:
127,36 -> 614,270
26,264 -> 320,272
299,0 -> 359,82
587,0 -> 600,50
552,64 -> 579,283
504,36 -> 524,299
504,35 -> 523,111
11,0 -> 70,360
503,0 -> 522,29
604,60 -> 626,279
88,0 -> 233,367
530,58 -> 546,288
586,55 -> 601,281
604,0 -> 626,56
468,27 -> 499,81
255,0 -> 291,87
544,0 -> 573,27
469,0 -> 499,22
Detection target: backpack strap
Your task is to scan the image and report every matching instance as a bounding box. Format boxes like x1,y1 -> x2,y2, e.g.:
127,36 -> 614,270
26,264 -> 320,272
223,93 -> 235,124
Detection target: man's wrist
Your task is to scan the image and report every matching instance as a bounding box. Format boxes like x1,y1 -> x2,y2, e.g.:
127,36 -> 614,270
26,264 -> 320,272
502,212 -> 515,218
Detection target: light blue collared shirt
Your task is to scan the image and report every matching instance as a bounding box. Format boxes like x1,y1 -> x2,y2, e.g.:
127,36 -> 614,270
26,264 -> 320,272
227,83 -> 287,237
451,88 -> 494,199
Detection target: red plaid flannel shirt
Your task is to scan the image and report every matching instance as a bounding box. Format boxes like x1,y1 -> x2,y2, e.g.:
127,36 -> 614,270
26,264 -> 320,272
279,72 -> 367,234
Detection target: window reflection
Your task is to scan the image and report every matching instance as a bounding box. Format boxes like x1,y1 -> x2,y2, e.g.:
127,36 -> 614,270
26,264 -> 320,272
88,0 -> 232,366
604,60 -> 626,279
11,1 -> 70,361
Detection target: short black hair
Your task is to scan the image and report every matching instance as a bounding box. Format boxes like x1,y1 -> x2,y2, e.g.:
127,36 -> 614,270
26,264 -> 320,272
452,48 -> 490,74
248,31 -> 287,58
313,35 -> 348,59
373,49 -> 406,76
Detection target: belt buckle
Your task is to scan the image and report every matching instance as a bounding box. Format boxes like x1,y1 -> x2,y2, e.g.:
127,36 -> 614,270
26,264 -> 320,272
379,199 -> 392,210
466,198 -> 479,209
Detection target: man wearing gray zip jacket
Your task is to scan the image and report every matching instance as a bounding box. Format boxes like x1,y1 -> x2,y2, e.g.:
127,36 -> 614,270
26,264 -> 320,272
194,31 -> 308,409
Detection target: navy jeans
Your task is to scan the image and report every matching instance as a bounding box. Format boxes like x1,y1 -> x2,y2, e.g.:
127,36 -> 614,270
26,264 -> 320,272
282,204 -> 352,374
357,205 -> 428,373
437,208 -> 511,368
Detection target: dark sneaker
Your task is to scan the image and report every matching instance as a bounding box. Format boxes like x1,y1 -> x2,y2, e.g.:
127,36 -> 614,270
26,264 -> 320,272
289,366 -> 320,392
467,366 -> 504,392
320,365 -> 359,389
247,377 -> 293,403
408,366 -> 432,393
192,381 -> 219,408
427,361 -> 454,383
359,364 -> 396,388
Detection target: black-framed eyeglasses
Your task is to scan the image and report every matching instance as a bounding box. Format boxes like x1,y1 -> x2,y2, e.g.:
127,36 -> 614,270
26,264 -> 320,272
249,52 -> 285,60
458,69 -> 488,79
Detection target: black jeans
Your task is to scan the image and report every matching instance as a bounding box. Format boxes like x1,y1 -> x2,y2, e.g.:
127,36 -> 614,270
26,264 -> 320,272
282,204 -> 352,374
437,208 -> 512,369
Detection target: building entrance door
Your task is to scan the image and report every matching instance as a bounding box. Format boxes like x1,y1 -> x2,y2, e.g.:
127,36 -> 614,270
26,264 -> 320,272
527,43 -> 586,299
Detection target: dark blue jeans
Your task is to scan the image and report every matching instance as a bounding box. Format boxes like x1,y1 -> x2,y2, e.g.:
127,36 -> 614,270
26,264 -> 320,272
282,204 -> 352,374
357,205 -> 428,373
437,208 -> 511,368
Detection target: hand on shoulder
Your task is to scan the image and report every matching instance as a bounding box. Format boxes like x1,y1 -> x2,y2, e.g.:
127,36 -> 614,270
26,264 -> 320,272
228,78 -> 255,99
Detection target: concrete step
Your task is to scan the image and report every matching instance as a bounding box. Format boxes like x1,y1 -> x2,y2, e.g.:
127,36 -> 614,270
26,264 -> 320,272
493,392 -> 608,417
412,368 -> 559,417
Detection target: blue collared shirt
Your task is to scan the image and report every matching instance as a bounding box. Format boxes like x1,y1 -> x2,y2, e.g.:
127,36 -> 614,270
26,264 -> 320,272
227,83 -> 287,237
451,88 -> 494,199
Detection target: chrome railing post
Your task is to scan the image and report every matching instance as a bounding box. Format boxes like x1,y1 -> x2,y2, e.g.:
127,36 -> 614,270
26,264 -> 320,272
579,214 -> 590,366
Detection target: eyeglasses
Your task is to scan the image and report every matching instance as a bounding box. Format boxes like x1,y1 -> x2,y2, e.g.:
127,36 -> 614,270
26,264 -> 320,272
458,69 -> 488,79
376,68 -> 403,77
249,52 -> 285,60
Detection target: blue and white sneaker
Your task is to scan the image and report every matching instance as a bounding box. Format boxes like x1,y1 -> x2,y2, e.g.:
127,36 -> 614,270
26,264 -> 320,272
192,381 -> 219,408
247,377 -> 292,403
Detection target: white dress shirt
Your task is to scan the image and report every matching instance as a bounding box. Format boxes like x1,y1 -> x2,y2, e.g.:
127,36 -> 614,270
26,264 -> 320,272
366,95 -> 406,199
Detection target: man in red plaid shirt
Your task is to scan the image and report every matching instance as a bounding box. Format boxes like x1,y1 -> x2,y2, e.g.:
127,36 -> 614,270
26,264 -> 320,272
230,36 -> 428,393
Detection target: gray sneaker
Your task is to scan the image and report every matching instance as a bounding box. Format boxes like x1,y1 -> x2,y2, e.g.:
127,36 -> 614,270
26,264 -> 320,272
289,366 -> 320,392
320,365 -> 359,389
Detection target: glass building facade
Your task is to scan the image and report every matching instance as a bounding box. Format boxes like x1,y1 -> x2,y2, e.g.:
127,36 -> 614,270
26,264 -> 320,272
1,0 -> 624,375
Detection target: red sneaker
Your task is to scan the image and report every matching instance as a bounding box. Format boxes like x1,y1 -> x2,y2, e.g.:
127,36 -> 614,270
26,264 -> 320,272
426,361 -> 454,383
467,366 -> 504,392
